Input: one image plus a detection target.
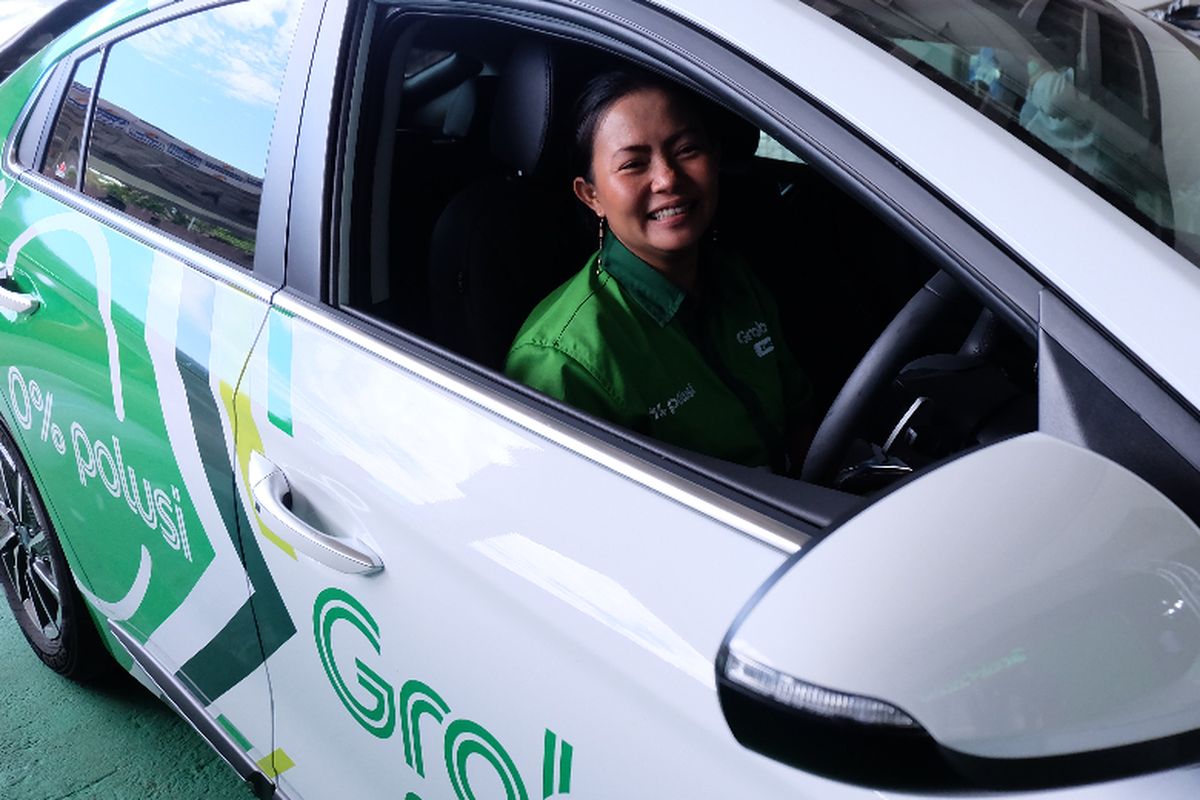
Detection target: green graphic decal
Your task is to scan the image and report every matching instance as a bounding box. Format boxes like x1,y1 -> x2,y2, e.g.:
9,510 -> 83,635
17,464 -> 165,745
542,730 -> 573,798
257,748 -> 296,779
215,382 -> 298,688
1,215 -> 125,420
313,587 -> 397,739
0,171 -> 294,703
227,383 -> 296,559
166,290 -> 298,702
171,378 -> 296,703
178,600 -> 265,705
217,714 -> 254,752
401,680 -> 451,777
445,719 -> 529,800
9,367 -> 195,563
267,308 -> 293,437
314,590 -> 576,797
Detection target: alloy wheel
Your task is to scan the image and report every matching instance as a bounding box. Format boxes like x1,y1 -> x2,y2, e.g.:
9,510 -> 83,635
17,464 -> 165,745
0,442 -> 62,646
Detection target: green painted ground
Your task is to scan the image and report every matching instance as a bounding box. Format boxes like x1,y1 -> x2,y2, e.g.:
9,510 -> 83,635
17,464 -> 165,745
0,608 -> 255,800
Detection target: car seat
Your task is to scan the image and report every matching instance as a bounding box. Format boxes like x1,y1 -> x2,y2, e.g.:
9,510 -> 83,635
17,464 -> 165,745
427,40 -> 588,370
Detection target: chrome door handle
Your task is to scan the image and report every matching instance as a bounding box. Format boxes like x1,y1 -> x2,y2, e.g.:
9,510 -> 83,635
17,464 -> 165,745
248,451 -> 383,575
0,284 -> 38,317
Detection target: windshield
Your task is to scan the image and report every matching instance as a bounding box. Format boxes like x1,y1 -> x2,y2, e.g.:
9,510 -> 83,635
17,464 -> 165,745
800,0 -> 1200,265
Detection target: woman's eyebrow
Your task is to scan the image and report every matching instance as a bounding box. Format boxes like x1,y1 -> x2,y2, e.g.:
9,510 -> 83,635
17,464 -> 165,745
611,144 -> 651,158
610,127 -> 701,159
664,127 -> 701,146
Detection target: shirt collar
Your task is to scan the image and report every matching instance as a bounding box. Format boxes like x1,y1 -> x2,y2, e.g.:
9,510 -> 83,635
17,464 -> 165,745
600,233 -> 687,326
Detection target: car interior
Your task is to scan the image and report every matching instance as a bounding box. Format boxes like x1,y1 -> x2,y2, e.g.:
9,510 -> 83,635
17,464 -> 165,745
335,12 -> 1040,519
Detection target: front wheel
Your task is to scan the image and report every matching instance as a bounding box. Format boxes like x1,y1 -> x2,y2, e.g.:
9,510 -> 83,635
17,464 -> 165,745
0,422 -> 110,680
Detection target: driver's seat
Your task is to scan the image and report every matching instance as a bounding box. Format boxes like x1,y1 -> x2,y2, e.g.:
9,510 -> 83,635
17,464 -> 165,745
427,40 -> 588,370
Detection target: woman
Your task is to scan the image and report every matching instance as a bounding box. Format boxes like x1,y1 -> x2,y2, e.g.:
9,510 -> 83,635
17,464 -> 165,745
505,69 -> 812,474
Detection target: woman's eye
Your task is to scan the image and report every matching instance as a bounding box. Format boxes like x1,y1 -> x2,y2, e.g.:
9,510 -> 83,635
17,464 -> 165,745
619,159 -> 646,172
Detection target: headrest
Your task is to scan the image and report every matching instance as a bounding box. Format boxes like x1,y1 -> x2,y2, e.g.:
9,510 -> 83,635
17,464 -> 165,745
489,41 -> 554,175
443,81 -> 477,139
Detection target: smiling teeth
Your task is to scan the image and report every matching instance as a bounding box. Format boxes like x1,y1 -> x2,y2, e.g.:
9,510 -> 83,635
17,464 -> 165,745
650,205 -> 687,220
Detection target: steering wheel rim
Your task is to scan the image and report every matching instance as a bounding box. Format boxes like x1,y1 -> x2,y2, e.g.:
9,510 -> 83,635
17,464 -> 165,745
799,271 -> 971,486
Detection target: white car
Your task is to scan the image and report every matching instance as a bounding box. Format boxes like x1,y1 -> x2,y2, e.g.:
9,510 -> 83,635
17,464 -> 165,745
0,0 -> 1198,797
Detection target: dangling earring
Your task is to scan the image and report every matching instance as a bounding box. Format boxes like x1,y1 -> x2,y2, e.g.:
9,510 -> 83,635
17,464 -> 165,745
596,216 -> 606,275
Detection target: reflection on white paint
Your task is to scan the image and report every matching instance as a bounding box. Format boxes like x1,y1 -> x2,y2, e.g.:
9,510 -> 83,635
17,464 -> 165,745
473,533 -> 715,688
292,336 -> 535,506
0,1 -> 45,41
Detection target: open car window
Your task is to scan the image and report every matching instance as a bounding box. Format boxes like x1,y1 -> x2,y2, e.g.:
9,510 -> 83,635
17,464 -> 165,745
326,7 -> 1047,517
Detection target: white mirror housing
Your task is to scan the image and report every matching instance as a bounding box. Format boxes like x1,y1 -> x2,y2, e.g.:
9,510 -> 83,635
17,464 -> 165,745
720,433 -> 1200,788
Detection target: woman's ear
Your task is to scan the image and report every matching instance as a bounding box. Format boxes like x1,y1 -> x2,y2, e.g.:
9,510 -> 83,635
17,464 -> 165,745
573,176 -> 603,216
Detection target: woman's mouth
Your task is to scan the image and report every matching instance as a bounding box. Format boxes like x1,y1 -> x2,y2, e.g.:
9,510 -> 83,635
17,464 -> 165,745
648,202 -> 694,221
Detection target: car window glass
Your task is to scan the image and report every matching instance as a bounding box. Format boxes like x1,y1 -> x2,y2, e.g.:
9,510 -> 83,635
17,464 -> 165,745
81,0 -> 299,268
336,14 -> 1041,500
799,0 -> 1200,267
40,52 -> 100,188
404,48 -> 452,77
755,131 -> 804,164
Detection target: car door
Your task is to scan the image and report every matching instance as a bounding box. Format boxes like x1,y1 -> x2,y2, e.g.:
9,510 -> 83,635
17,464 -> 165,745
229,2 -> 858,797
238,0 -> 1200,797
0,0 -> 301,777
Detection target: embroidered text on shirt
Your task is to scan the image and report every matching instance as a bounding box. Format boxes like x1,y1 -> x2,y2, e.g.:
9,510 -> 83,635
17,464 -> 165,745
649,383 -> 697,420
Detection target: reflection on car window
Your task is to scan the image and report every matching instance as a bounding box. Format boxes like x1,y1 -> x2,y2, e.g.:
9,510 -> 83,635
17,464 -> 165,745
82,0 -> 299,268
755,131 -> 804,164
800,0 -> 1200,265
404,48 -> 452,76
41,53 -> 99,188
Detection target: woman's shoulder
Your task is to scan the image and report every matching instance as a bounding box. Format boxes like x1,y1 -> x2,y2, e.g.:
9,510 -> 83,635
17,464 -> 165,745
512,260 -> 603,347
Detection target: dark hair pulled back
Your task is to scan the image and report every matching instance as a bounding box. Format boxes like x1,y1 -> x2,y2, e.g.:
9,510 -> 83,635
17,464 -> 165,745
572,68 -> 712,181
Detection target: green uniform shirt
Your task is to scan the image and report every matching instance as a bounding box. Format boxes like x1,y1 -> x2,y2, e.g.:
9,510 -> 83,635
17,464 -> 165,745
505,234 -> 811,470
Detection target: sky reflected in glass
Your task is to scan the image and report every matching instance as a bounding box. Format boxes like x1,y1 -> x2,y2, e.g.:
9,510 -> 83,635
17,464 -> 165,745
97,0 -> 300,176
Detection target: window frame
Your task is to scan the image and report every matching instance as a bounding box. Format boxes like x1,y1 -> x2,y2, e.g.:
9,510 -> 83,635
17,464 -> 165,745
282,0 -> 1052,528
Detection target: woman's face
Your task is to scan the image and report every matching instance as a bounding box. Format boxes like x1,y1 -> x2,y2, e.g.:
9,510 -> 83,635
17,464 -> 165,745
574,87 -> 718,274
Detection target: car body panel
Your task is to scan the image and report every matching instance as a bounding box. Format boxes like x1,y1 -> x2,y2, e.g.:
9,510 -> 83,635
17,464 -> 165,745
732,432 -> 1200,760
231,297 -> 865,798
0,0 -> 288,769
0,171 -> 279,757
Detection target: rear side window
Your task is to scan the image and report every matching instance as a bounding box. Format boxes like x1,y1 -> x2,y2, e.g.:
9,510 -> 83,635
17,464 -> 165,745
78,2 -> 297,268
40,53 -> 100,188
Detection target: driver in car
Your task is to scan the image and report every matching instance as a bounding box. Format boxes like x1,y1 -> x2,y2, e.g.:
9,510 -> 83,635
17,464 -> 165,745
505,69 -> 814,474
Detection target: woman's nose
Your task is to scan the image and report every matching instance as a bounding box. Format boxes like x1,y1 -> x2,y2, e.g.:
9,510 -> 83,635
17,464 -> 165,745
650,157 -> 679,191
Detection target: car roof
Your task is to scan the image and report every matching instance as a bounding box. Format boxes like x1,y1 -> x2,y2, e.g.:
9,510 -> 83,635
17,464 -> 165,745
643,0 -> 1200,414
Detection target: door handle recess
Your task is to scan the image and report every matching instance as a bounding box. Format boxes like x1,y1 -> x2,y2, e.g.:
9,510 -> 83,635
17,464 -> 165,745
0,284 -> 38,317
248,451 -> 383,575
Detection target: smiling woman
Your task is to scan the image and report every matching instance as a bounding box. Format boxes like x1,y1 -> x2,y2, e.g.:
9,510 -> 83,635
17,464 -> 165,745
505,70 -> 815,475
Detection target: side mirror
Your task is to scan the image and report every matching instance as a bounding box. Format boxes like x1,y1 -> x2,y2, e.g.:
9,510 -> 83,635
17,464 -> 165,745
718,433 -> 1200,789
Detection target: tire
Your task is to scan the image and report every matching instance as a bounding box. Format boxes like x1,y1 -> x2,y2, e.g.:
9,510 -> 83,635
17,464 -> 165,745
0,421 -> 111,681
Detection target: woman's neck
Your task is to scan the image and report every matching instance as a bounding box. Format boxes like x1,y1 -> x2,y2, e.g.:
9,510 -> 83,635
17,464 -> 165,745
642,246 -> 700,293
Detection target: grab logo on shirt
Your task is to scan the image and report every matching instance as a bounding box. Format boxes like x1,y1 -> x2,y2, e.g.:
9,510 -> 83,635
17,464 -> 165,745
736,321 -> 774,358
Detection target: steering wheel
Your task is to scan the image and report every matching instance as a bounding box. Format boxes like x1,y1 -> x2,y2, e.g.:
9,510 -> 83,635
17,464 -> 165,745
799,271 -> 972,486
